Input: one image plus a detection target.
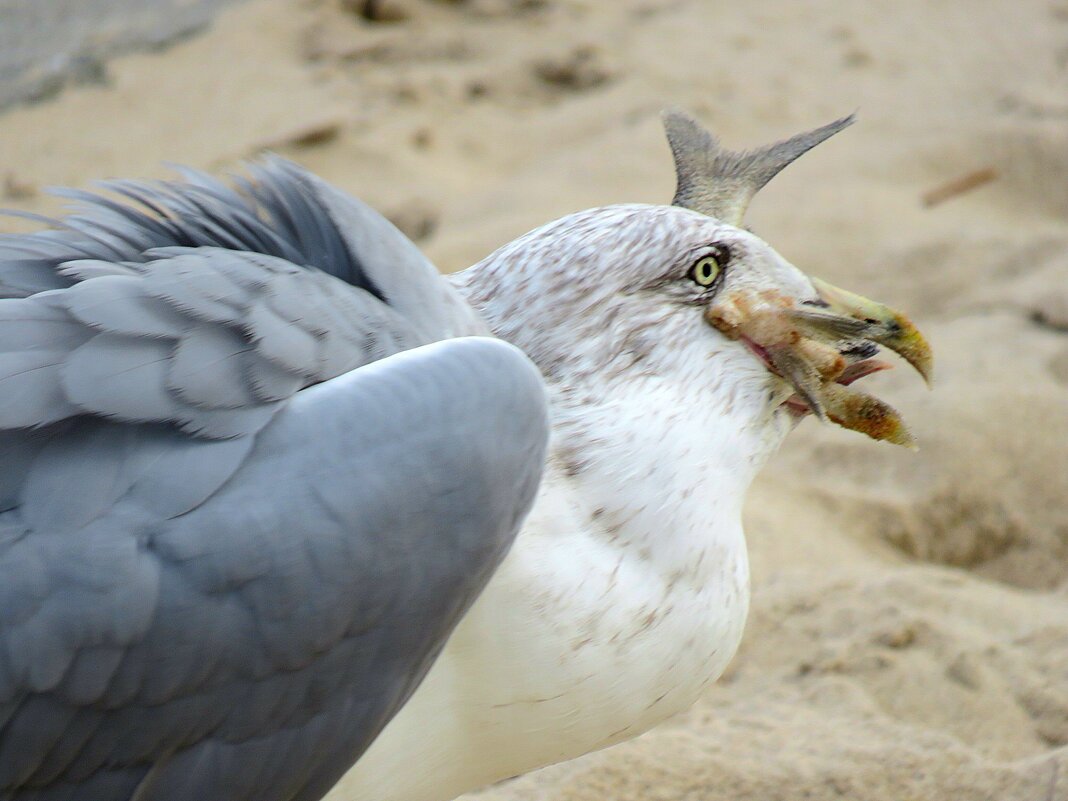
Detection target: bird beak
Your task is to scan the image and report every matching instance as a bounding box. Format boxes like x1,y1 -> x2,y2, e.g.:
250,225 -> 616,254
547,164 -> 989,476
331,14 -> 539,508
704,278 -> 933,448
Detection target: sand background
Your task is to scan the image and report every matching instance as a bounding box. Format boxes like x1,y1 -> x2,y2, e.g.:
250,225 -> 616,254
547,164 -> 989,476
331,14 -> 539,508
0,0 -> 246,109
1,1 -> 1067,798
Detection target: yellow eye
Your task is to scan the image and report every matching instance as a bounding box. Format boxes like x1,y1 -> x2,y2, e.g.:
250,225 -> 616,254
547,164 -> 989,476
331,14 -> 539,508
690,256 -> 721,287
689,244 -> 730,287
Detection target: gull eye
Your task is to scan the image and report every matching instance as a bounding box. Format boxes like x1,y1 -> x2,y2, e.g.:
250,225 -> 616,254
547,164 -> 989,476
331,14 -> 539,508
690,245 -> 730,287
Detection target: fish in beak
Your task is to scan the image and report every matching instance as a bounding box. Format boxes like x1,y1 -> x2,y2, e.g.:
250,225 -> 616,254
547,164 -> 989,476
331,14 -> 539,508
662,108 -> 933,448
705,278 -> 932,447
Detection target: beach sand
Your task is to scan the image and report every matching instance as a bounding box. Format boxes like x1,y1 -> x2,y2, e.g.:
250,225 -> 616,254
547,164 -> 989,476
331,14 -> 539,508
1,1 -> 1066,798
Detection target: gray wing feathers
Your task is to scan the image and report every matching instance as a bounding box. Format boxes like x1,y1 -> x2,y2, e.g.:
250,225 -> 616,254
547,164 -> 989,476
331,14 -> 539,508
63,275 -> 189,337
17,420 -> 256,530
306,176 -> 484,341
0,247 -> 443,439
63,335 -> 184,422
1,153 -> 484,330
0,156 -> 487,439
0,428 -> 62,512
0,351 -> 78,429
246,297 -> 321,375
0,337 -> 548,801
0,159 -> 542,801
168,327 -> 256,408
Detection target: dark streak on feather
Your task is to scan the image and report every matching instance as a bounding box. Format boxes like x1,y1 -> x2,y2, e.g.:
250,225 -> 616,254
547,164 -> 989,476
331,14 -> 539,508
1,157 -> 386,303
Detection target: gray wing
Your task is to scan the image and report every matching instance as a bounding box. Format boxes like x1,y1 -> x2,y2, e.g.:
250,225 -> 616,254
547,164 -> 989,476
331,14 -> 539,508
0,157 -> 485,439
0,162 -> 549,800
0,337 -> 548,801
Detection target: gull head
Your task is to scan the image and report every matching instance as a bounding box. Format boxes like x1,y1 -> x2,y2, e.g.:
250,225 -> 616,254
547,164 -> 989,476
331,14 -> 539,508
455,111 -> 930,452
660,108 -> 932,446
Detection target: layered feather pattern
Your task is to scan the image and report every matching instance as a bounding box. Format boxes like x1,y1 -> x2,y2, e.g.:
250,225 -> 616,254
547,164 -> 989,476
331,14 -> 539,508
0,159 -> 540,801
0,158 -> 483,441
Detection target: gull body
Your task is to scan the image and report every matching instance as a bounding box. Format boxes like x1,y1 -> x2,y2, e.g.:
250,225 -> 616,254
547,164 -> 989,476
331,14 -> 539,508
330,206 -> 800,801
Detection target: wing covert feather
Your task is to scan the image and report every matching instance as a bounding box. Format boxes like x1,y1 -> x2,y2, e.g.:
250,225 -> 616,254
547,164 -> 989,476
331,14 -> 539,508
0,248 -> 450,438
168,326 -> 256,409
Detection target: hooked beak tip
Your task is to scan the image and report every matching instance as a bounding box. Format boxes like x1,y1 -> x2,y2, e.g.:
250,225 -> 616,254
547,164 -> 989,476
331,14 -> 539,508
811,277 -> 934,387
894,322 -> 935,388
709,278 -> 933,449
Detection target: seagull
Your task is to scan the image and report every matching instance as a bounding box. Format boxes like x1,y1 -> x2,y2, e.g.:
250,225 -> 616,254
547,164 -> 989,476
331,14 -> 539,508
0,111 -> 930,801
329,111 -> 931,801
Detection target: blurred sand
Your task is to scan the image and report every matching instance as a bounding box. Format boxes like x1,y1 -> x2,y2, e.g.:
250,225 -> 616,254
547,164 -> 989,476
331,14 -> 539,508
0,0 -> 246,109
2,1 -> 1067,798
